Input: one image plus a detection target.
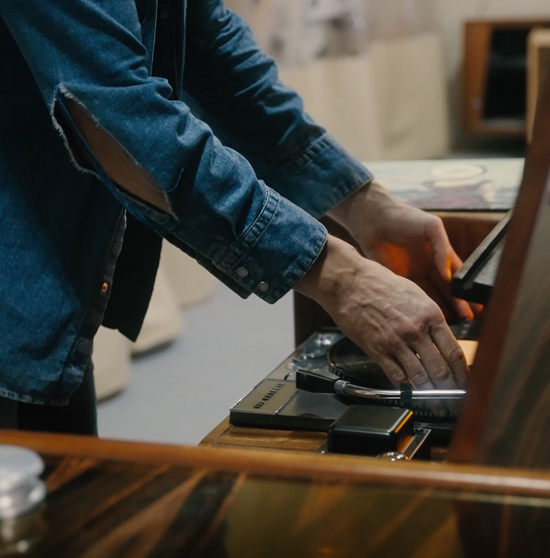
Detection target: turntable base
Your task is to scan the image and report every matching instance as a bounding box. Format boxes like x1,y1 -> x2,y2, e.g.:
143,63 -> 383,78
205,330 -> 461,459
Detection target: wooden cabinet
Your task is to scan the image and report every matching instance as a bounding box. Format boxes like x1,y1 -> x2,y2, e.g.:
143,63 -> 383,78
463,19 -> 550,137
527,28 -> 550,140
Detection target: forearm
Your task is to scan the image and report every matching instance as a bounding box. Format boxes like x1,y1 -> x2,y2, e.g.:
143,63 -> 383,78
1,0 -> 327,305
327,180 -> 398,240
184,2 -> 372,217
184,2 -> 324,177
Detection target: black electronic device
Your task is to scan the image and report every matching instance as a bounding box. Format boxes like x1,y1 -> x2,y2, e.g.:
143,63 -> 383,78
229,322 -> 478,442
229,330 -> 349,432
451,210 -> 511,304
327,405 -> 414,457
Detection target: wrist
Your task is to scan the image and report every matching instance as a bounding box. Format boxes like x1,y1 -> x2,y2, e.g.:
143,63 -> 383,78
327,181 -> 371,233
328,180 -> 399,236
294,235 -> 363,308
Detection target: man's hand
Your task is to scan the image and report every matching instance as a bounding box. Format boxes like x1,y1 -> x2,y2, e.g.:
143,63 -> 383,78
328,181 -> 474,320
295,236 -> 469,414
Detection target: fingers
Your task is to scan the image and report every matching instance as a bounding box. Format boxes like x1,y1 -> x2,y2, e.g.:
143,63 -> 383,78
376,313 -> 465,417
423,221 -> 476,320
387,347 -> 448,417
380,307 -> 467,417
377,355 -> 408,388
470,301 -> 484,318
449,249 -> 464,274
427,254 -> 474,320
414,277 -> 460,321
429,272 -> 474,320
408,339 -> 457,390
429,321 -> 469,388
425,218 -> 454,281
407,339 -> 462,417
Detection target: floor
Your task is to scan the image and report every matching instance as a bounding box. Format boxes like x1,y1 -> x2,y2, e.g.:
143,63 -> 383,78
97,283 -> 294,446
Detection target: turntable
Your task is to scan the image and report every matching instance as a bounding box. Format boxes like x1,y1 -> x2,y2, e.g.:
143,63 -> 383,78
229,320 -> 480,455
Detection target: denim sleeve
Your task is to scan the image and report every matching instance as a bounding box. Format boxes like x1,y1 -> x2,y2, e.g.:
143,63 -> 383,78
0,1 -> 361,303
184,1 -> 373,218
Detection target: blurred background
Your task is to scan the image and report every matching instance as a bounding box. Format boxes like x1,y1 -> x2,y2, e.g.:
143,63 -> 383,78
96,0 -> 550,446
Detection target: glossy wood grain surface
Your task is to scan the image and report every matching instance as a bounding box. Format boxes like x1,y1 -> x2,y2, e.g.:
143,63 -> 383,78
200,418 -> 327,453
3,431 -> 550,558
451,76 -> 550,466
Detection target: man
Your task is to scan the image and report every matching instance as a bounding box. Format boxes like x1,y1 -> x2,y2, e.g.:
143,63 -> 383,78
0,0 -> 471,434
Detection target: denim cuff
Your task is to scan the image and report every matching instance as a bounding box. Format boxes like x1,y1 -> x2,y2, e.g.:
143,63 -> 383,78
118,182 -> 328,304
216,190 -> 328,303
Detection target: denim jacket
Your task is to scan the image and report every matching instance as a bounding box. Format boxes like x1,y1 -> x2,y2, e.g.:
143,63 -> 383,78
0,0 -> 371,404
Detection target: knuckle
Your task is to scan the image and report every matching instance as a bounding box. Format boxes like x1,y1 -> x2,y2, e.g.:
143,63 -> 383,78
375,333 -> 401,355
426,303 -> 444,324
402,319 -> 428,343
427,215 -> 444,233
388,372 -> 406,386
430,362 -> 451,381
408,369 -> 427,387
447,344 -> 466,365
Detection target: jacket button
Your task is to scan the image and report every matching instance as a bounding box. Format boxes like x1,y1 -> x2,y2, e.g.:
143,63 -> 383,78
257,281 -> 269,293
235,267 -> 249,278
101,282 -> 109,293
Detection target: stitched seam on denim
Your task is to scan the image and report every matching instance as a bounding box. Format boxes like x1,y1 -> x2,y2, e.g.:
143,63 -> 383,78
51,91 -> 120,384
195,254 -> 252,297
170,224 -> 229,261
218,183 -> 271,262
233,191 -> 279,265
218,187 -> 278,269
219,190 -> 277,269
255,129 -> 331,179
43,208 -> 125,405
269,134 -> 344,178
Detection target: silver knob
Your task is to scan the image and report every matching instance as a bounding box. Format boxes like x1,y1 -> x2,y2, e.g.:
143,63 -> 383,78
0,445 -> 45,520
376,452 -> 408,462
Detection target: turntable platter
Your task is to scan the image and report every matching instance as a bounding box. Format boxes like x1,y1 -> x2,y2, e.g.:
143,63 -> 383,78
327,321 -> 479,420
327,337 -> 441,417
327,320 -> 480,389
328,338 -> 479,388
327,337 -> 394,389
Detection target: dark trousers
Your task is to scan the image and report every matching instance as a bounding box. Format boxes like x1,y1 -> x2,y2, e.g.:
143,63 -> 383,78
0,364 -> 98,436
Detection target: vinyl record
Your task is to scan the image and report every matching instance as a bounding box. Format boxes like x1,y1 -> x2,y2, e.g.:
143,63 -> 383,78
327,337 -> 393,389
325,319 -> 480,420
328,319 -> 480,389
328,337 -> 439,418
